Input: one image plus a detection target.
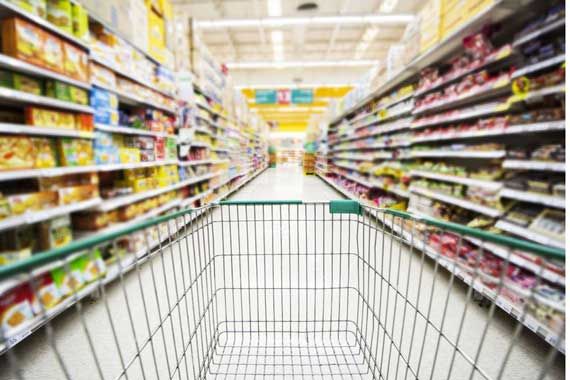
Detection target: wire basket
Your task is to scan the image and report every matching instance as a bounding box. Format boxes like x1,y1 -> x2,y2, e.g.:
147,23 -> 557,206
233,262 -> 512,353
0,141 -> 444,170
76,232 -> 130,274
0,200 -> 565,379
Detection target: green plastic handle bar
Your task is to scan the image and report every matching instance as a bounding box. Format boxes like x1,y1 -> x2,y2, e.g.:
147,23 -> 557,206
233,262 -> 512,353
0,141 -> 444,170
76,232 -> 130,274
329,200 -> 362,215
218,200 -> 303,205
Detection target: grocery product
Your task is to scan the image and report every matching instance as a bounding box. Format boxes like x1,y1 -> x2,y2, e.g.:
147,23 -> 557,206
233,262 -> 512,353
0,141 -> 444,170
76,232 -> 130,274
38,215 -> 72,250
8,0 -> 48,18
0,136 -> 36,170
35,272 -> 62,309
71,2 -> 88,40
32,137 -> 57,168
1,17 -> 45,67
57,138 -> 94,166
43,32 -> 64,73
62,43 -> 89,82
0,283 -> 36,334
46,0 -> 72,34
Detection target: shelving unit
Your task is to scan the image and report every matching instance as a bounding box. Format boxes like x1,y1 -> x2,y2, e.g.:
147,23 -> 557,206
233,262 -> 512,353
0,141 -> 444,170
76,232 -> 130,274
319,0 -> 565,353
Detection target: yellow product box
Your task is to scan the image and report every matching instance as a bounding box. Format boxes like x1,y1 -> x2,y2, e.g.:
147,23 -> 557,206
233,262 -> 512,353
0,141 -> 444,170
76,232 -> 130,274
7,191 -> 57,215
131,178 -> 148,193
46,0 -> 72,35
119,148 -> 140,164
57,184 -> 98,205
32,138 -> 57,168
71,2 -> 89,41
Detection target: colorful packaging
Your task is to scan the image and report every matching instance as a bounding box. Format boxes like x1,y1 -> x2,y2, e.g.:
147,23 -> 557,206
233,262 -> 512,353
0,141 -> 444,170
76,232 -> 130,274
71,2 -> 88,41
43,33 -> 64,73
57,138 -> 94,166
46,0 -> 72,34
8,1 -> 48,18
51,256 -> 85,297
0,283 -> 36,334
82,249 -> 106,282
1,17 -> 45,67
46,80 -> 71,101
57,184 -> 98,205
69,85 -> 88,105
94,108 -> 119,125
32,137 -> 57,168
62,43 -> 88,82
35,272 -> 62,310
7,191 -> 57,215
0,136 -> 36,170
72,212 -> 108,231
39,215 -> 72,250
90,88 -> 118,110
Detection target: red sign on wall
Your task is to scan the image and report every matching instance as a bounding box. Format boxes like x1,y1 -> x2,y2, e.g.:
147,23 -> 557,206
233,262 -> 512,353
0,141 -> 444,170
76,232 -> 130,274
277,89 -> 291,104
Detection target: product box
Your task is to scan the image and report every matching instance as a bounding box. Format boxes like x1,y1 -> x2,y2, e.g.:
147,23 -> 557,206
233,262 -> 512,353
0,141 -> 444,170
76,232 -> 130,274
72,212 -> 109,231
71,2 -> 89,41
1,17 -> 45,68
90,88 -> 118,110
0,71 -> 44,95
63,43 -> 89,82
57,138 -> 94,166
8,0 -> 48,18
50,256 -> 85,297
57,184 -> 98,205
46,80 -> 70,101
35,272 -> 62,310
39,215 -> 72,250
7,191 -> 58,215
43,32 -> 64,73
94,108 -> 119,125
0,136 -> 36,170
46,0 -> 73,35
69,85 -> 88,105
32,137 -> 58,168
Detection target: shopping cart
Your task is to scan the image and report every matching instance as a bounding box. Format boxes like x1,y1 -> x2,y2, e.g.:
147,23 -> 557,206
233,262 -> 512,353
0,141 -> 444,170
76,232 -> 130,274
0,200 -> 565,380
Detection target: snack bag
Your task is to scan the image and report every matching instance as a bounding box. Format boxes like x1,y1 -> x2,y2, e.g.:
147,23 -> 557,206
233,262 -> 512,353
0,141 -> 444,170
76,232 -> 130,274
82,249 -> 106,283
51,256 -> 85,297
34,272 -> 62,310
0,283 -> 35,334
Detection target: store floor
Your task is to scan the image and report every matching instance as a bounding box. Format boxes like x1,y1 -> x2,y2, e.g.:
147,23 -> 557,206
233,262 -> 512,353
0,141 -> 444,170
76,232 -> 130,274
0,166 -> 564,380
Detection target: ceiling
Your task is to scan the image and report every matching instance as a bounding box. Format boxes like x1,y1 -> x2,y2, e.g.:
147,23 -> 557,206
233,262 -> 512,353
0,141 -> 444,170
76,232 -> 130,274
172,0 -> 422,130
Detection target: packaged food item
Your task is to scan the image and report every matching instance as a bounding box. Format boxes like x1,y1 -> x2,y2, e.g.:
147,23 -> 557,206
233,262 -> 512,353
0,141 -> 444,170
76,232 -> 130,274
119,147 -> 140,164
90,63 -> 116,89
7,191 -> 57,215
62,43 -> 88,82
69,85 -> 88,105
46,0 -> 72,34
72,212 -> 108,231
57,184 -> 98,204
82,250 -> 106,282
8,1 -> 47,18
0,136 -> 36,170
94,108 -> 119,125
0,225 -> 33,265
71,2 -> 88,41
75,113 -> 93,132
0,283 -> 36,334
32,137 -> 57,168
57,138 -> 94,166
35,272 -> 62,310
90,88 -> 118,110
1,17 -> 45,67
43,33 -> 64,73
46,80 -> 70,101
39,215 -> 72,250
50,256 -> 85,297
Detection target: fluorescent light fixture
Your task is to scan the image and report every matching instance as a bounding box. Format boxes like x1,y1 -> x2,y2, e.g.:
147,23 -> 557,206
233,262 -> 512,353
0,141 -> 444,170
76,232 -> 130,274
235,83 -> 353,89
227,60 -> 378,69
254,106 -> 328,112
267,0 -> 282,17
271,30 -> 284,61
380,0 -> 399,13
269,132 -> 306,138
362,26 -> 379,42
196,14 -> 414,29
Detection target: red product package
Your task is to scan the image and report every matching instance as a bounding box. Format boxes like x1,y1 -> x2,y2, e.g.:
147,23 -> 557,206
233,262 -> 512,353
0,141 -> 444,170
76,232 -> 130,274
155,137 -> 165,160
0,282 -> 36,334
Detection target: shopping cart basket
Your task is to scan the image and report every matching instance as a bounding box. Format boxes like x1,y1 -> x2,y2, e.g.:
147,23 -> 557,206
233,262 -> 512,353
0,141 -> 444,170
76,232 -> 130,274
0,200 -> 564,380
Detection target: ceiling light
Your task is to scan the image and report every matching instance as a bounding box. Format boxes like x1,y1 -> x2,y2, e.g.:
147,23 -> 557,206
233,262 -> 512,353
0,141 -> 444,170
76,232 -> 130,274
271,30 -> 284,61
380,0 -> 399,13
227,60 -> 378,69
195,14 -> 414,29
267,0 -> 282,17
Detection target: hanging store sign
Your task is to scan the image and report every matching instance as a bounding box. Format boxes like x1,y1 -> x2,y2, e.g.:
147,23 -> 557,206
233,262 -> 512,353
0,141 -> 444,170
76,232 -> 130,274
291,89 -> 313,104
255,89 -> 277,104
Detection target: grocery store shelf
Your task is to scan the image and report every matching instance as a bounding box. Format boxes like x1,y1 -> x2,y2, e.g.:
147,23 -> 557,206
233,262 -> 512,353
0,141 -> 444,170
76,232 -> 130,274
513,18 -> 565,47
90,55 -> 175,99
334,118 -> 412,145
349,94 -> 413,124
212,147 -> 231,153
0,53 -> 91,89
0,87 -> 93,113
330,0 -> 512,125
510,84 -> 566,105
495,220 -> 564,250
410,150 -> 506,158
0,123 -> 94,138
415,45 -> 513,97
95,123 -> 175,138
92,81 -> 177,114
197,101 -> 227,119
97,160 -> 179,171
0,198 -> 102,232
502,160 -> 564,172
93,172 -> 222,212
317,173 -> 361,202
412,121 -> 565,143
411,170 -> 503,191
0,0 -> 90,50
353,105 -> 414,130
334,152 -> 393,161
411,101 -> 508,129
500,188 -> 564,209
413,77 -> 512,116
463,236 -> 565,286
191,141 -> 212,148
410,186 -> 503,217
178,159 -> 230,166
512,54 -> 565,78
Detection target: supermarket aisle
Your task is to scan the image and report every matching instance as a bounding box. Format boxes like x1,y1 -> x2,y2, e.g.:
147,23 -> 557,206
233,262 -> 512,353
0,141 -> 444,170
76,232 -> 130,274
230,165 -> 341,201
0,166 -> 564,380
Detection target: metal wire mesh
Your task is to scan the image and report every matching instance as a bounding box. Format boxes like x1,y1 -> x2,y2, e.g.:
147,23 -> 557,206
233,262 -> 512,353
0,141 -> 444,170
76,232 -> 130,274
0,201 -> 565,379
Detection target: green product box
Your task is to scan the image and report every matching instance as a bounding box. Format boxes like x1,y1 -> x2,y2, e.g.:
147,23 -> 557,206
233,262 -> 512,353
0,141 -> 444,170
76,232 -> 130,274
46,80 -> 71,102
